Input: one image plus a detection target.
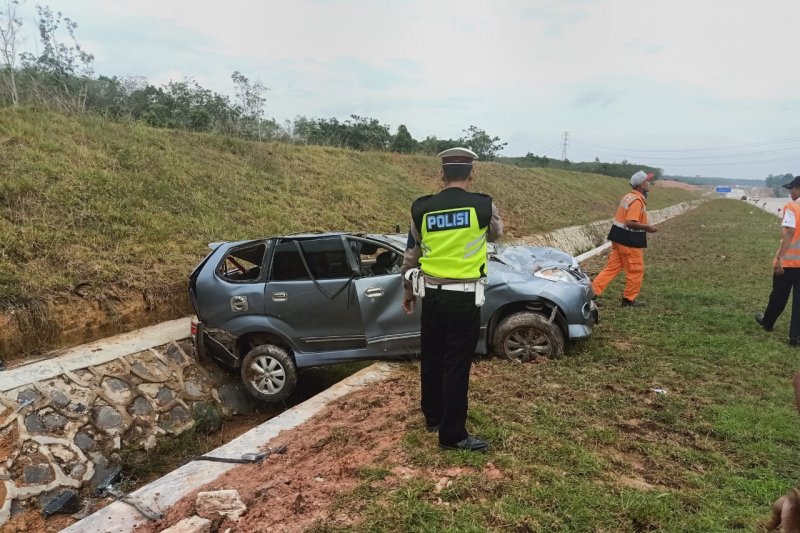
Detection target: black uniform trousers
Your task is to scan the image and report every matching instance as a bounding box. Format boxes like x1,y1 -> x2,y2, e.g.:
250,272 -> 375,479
420,288 -> 480,445
762,267 -> 800,340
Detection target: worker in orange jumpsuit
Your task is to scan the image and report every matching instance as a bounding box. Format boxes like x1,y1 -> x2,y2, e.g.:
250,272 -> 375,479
591,170 -> 658,307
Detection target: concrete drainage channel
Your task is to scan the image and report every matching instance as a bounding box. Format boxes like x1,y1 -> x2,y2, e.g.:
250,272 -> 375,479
0,200 -> 701,531
63,362 -> 398,532
0,318 -> 373,531
0,319 -> 255,527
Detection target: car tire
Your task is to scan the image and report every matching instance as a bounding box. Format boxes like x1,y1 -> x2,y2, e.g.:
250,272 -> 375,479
240,345 -> 297,402
493,311 -> 565,362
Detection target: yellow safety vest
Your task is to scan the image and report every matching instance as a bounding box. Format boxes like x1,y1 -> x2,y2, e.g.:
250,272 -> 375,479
419,207 -> 487,279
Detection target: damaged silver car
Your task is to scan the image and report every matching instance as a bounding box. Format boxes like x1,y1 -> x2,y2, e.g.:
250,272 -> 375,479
189,232 -> 598,402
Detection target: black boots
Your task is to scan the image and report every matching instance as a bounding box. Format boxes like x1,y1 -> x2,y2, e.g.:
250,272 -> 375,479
622,298 -> 646,308
755,312 -> 773,332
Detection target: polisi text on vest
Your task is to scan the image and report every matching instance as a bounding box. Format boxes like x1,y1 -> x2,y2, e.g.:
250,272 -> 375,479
426,210 -> 470,232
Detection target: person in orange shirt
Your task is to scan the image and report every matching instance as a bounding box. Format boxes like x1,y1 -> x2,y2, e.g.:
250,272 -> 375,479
591,170 -> 658,307
756,175 -> 800,345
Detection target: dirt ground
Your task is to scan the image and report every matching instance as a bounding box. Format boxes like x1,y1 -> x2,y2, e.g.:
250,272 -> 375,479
0,512 -> 74,533
135,372 -> 417,532
134,369 -> 501,533
0,287 -> 187,361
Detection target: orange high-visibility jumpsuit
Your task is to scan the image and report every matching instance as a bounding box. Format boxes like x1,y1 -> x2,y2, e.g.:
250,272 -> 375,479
592,190 -> 648,301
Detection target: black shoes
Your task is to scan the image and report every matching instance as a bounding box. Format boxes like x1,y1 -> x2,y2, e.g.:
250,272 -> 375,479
754,312 -> 800,344
755,313 -> 797,345
755,313 -> 773,332
439,435 -> 489,452
425,424 -> 439,433
621,298 -> 646,307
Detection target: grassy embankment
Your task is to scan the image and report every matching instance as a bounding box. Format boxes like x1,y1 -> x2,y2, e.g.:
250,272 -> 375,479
312,200 -> 800,532
0,107 -> 698,355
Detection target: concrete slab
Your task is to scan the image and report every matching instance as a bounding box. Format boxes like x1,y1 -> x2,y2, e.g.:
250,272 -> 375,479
576,241 -> 611,263
0,318 -> 191,392
61,361 -> 399,533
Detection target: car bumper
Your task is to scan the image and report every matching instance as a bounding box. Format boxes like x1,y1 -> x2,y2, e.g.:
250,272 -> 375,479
190,318 -> 244,368
568,324 -> 593,339
567,300 -> 598,340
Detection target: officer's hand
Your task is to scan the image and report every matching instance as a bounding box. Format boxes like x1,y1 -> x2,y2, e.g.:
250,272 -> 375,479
402,296 -> 416,315
648,225 -> 658,233
775,261 -> 785,275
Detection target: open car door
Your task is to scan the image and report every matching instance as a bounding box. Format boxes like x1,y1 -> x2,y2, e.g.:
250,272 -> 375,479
349,237 -> 421,357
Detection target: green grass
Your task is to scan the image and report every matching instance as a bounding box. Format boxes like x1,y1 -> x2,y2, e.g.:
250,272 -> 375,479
0,107 -> 698,307
310,200 -> 800,532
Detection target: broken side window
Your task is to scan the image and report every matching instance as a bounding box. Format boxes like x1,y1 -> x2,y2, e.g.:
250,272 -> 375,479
216,242 -> 268,283
350,239 -> 401,277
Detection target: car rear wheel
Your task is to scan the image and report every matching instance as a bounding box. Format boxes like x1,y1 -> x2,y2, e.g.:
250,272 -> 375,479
493,311 -> 565,362
241,345 -> 297,402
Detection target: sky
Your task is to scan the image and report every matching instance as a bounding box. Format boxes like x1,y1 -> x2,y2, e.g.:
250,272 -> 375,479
12,0 -> 800,180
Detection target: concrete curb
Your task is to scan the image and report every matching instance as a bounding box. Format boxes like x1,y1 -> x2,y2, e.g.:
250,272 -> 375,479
0,318 -> 191,393
61,361 -> 399,533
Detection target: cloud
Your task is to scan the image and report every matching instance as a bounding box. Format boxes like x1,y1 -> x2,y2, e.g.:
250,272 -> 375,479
574,89 -> 617,108
30,0 -> 800,178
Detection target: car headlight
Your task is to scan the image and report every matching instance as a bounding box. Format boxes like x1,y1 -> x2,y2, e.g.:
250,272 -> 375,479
533,267 -> 578,283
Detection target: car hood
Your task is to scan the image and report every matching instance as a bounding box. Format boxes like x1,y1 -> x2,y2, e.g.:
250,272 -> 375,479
490,243 -> 577,270
374,233 -> 581,283
488,243 -> 581,283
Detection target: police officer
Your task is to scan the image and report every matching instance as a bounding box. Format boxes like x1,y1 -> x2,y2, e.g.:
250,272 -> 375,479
401,147 -> 503,452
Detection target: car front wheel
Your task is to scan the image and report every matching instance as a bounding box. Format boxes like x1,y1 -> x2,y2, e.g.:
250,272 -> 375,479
493,311 -> 565,362
241,345 -> 297,402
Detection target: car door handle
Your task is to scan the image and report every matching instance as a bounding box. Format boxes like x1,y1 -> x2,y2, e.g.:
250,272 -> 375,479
272,292 -> 288,302
365,287 -> 384,298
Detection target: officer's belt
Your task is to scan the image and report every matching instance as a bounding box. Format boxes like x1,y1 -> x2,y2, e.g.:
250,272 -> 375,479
425,281 -> 477,292
405,268 -> 486,307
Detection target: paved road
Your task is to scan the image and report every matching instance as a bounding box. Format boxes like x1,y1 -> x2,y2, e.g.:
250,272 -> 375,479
749,197 -> 788,217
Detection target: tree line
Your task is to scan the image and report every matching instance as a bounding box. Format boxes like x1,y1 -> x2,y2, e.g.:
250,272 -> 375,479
0,1 -> 662,174
0,2 -> 510,159
501,155 -> 663,181
765,174 -> 794,196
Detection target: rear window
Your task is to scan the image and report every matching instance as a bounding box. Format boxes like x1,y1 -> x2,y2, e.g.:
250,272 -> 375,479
216,242 -> 268,282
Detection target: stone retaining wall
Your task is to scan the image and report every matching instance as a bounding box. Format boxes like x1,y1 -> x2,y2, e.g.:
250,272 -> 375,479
0,338 -> 237,525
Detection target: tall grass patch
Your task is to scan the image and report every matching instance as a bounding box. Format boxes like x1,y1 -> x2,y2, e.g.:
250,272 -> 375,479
0,107 -> 698,306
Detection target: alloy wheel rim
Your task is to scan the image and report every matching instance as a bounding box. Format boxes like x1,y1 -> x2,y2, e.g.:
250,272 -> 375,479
504,328 -> 551,363
249,355 -> 286,394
